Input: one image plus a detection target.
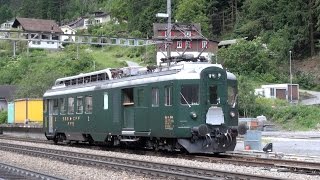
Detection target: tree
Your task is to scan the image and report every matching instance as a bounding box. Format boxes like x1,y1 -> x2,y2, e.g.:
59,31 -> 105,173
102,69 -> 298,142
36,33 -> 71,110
175,0 -> 210,37
218,38 -> 277,78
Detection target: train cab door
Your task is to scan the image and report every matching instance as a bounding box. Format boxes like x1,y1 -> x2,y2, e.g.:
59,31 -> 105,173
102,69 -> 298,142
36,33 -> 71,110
122,88 -> 135,133
48,99 -> 54,133
202,68 -> 226,126
134,87 -> 149,133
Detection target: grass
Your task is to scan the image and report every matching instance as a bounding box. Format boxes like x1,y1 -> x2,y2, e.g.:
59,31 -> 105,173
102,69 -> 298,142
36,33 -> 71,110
88,46 -> 147,68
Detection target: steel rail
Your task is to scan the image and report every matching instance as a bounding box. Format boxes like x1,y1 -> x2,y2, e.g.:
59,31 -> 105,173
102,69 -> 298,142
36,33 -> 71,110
192,154 -> 320,175
1,135 -> 319,175
0,162 -> 66,180
0,142 -> 281,180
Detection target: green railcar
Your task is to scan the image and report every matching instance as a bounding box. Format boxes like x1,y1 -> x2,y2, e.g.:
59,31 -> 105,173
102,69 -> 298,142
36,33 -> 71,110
43,62 -> 245,153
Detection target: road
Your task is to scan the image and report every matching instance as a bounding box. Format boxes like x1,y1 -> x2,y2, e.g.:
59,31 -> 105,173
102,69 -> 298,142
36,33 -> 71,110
236,131 -> 320,156
300,90 -> 320,105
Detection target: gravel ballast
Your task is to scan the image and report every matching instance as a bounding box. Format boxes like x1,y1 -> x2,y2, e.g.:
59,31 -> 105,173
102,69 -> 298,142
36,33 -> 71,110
0,139 -> 319,180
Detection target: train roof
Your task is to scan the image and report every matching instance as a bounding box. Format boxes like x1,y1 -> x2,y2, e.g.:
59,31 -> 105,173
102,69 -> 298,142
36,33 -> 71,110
44,62 -> 236,97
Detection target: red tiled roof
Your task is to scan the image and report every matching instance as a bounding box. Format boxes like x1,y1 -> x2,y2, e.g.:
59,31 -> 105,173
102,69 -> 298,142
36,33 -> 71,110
12,18 -> 63,33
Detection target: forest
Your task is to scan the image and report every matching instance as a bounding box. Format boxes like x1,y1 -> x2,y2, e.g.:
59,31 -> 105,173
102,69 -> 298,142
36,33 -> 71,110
1,0 -> 320,59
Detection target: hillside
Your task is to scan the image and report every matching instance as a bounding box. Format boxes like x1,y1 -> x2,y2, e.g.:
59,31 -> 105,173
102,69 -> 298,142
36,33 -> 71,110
294,57 -> 320,84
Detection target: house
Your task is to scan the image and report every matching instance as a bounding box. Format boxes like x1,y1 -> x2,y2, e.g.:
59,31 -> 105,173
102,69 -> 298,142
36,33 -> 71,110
12,18 -> 63,49
68,11 -> 111,30
0,20 -> 14,30
60,25 -> 76,42
0,85 -> 16,111
255,84 -> 299,102
153,23 -> 219,65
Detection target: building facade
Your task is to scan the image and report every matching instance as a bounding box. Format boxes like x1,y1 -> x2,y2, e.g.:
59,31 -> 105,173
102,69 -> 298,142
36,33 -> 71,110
12,18 -> 63,49
255,84 -> 299,102
153,23 -> 218,65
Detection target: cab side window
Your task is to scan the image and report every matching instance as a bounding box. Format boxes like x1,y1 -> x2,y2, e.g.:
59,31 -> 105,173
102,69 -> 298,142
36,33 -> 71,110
164,86 -> 172,106
152,88 -> 159,107
85,96 -> 93,114
76,96 -> 84,114
68,97 -> 74,114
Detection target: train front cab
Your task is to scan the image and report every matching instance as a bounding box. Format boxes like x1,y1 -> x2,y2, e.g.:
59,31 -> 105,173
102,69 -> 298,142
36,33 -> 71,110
178,66 -> 244,154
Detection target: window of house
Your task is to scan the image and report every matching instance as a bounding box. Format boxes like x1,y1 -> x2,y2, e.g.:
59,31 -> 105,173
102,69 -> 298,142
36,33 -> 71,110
85,96 -> 93,114
68,97 -> 74,114
180,85 -> 199,105
165,86 -> 172,106
185,31 -> 191,37
95,19 -> 100,24
76,96 -> 83,114
152,88 -> 159,107
202,41 -> 208,49
270,88 -> 275,96
104,93 -> 108,110
177,41 -> 182,48
209,85 -> 218,104
122,88 -> 134,105
186,41 -> 191,48
53,99 -> 59,115
60,98 -> 66,115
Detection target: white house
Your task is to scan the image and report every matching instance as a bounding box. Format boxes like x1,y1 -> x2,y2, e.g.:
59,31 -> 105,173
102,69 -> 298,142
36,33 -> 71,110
12,18 -> 63,49
68,11 -> 111,30
60,25 -> 76,42
0,20 -> 14,30
255,84 -> 299,102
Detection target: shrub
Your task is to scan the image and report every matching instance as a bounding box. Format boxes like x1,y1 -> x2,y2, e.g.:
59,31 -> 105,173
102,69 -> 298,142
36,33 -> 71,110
0,111 -> 7,124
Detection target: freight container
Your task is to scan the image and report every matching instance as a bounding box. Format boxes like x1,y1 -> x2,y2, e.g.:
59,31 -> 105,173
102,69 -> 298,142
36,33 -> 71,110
14,99 -> 43,124
7,102 -> 14,124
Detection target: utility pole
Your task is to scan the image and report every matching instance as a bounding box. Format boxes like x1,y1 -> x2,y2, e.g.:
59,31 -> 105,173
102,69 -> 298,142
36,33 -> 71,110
289,51 -> 292,103
166,0 -> 172,59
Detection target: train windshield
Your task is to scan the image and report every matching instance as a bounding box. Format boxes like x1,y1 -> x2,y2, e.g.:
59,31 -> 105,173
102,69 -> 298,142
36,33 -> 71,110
180,84 -> 199,105
209,85 -> 218,104
228,85 -> 237,107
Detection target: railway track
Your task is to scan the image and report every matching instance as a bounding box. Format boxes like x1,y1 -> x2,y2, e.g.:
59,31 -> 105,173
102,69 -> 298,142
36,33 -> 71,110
0,162 -> 66,180
190,154 -> 320,175
0,142 -> 281,180
1,135 -> 320,176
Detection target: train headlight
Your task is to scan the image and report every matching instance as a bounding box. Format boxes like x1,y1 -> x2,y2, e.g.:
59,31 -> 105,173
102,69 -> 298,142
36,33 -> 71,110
230,111 -> 236,117
190,112 -> 197,119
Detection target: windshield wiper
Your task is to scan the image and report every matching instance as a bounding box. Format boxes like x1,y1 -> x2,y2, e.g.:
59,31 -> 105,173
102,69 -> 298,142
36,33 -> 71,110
180,92 -> 191,108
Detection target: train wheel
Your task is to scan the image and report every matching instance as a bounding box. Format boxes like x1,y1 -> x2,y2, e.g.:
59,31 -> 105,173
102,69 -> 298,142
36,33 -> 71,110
53,137 -> 58,145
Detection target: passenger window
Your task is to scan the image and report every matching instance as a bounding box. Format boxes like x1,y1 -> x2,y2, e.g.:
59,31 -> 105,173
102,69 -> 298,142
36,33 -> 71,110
209,85 -> 218,104
181,85 -> 199,105
60,98 -> 66,115
137,89 -> 144,107
48,99 -> 53,115
152,88 -> 159,107
104,93 -> 108,110
85,96 -> 93,114
68,97 -> 74,114
53,99 -> 59,115
164,86 -> 172,106
122,88 -> 134,105
44,99 -> 47,113
77,96 -> 84,114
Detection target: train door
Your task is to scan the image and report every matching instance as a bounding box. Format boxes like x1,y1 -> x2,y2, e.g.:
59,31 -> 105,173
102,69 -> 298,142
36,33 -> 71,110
48,99 -> 54,133
134,87 -> 148,132
202,69 -> 226,125
122,88 -> 135,132
162,84 -> 174,136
